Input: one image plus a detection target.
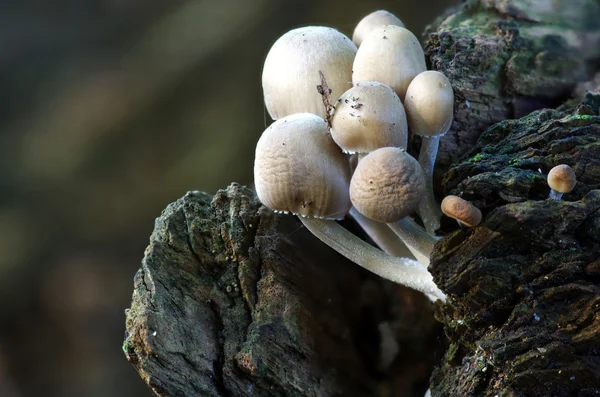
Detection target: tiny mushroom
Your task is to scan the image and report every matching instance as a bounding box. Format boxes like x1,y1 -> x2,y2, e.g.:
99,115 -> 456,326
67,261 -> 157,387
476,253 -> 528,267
352,25 -> 426,101
441,195 -> 482,227
350,147 -> 441,268
262,26 -> 357,120
352,10 -> 404,47
404,70 -> 454,234
254,114 -> 444,301
547,164 -> 576,200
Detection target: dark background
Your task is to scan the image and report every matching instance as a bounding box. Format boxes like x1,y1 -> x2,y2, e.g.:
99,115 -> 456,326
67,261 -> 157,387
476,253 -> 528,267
0,1 -> 456,396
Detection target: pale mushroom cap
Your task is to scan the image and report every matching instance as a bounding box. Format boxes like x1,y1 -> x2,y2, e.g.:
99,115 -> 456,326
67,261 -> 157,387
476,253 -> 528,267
330,82 -> 408,154
262,26 -> 357,120
350,147 -> 425,223
441,195 -> 482,227
254,113 -> 352,219
404,70 -> 454,137
352,10 -> 404,47
547,164 -> 576,193
352,25 -> 426,101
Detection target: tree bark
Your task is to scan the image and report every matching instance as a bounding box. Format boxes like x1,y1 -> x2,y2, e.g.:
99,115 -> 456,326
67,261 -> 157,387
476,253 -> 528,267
123,184 -> 440,397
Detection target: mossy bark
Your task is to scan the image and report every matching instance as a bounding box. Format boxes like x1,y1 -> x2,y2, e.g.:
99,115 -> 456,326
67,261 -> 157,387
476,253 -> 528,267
430,93 -> 600,396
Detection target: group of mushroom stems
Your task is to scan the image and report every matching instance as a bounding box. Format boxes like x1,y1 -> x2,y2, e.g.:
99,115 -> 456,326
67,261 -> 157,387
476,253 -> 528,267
254,10 -> 578,303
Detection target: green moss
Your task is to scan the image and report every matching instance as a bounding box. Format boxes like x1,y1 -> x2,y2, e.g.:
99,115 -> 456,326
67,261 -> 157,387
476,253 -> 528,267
122,341 -> 131,354
469,153 -> 485,163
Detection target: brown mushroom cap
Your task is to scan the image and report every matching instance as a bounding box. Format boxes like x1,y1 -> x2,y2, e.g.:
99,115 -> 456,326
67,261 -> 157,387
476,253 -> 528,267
350,147 -> 425,223
262,26 -> 357,120
254,113 -> 352,219
352,25 -> 426,101
441,195 -> 482,227
330,82 -> 408,154
547,164 -> 577,193
352,10 -> 404,47
404,71 -> 454,138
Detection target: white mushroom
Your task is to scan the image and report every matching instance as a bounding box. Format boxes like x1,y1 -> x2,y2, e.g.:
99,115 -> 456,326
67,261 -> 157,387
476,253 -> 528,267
262,26 -> 357,120
352,10 -> 404,47
404,70 -> 454,234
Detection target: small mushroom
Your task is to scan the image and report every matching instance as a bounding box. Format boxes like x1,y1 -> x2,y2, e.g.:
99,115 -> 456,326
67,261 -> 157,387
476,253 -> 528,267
254,114 -> 444,301
350,147 -> 441,268
441,195 -> 482,227
352,25 -> 426,101
331,81 -> 408,154
262,26 -> 357,120
547,164 -> 576,200
404,70 -> 454,234
352,10 -> 404,47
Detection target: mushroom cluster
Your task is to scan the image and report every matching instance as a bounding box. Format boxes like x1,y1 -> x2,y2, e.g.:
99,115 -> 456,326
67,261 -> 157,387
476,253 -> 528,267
254,10 -> 465,302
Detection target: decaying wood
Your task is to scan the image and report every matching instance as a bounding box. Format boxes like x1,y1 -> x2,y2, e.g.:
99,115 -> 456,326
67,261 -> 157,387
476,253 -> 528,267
430,93 -> 600,396
425,0 -> 600,177
123,184 -> 439,397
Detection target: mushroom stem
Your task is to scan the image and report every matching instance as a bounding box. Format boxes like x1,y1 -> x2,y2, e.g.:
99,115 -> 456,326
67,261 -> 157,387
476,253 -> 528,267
349,207 -> 415,259
417,135 -> 442,234
299,217 -> 446,301
548,189 -> 563,200
387,218 -> 439,266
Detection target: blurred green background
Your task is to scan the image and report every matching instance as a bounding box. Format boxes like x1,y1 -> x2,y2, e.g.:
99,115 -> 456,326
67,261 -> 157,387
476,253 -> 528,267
0,0 -> 456,395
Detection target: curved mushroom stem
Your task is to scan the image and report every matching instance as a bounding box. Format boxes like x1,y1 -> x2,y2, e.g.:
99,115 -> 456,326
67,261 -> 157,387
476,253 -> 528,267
417,135 -> 443,234
548,189 -> 563,200
349,207 -> 416,259
299,217 -> 446,301
387,217 -> 439,266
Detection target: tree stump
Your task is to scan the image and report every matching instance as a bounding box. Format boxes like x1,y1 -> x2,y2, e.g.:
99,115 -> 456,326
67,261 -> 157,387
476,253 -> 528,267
123,184 -> 439,397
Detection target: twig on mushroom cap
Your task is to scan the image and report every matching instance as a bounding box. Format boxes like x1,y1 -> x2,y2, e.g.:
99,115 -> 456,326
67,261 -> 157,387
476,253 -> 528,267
316,70 -> 334,127
441,195 -> 482,228
352,10 -> 404,47
404,71 -> 454,234
254,113 -> 445,301
547,164 -> 576,200
350,147 -> 440,267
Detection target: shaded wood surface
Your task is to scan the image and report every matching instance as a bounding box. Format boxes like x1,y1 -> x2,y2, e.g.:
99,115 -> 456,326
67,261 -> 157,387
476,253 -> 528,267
430,93 -> 600,396
123,184 -> 439,397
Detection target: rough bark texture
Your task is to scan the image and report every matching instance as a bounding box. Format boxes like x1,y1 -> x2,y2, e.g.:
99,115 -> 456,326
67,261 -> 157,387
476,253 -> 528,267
123,184 -> 440,397
424,0 -> 600,177
430,93 -> 600,396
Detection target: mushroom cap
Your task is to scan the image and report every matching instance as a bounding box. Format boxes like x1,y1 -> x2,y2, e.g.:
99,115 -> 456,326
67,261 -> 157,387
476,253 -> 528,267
547,164 -> 577,193
440,195 -> 482,227
350,147 -> 425,223
352,10 -> 404,47
404,70 -> 454,138
262,26 -> 357,120
254,113 -> 352,219
352,25 -> 426,101
330,82 -> 408,154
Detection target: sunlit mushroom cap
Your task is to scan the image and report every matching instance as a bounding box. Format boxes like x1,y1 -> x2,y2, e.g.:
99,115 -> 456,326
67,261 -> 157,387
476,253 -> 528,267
330,82 -> 408,154
547,164 -> 576,193
404,71 -> 454,138
441,195 -> 482,227
254,113 -> 352,219
352,10 -> 404,47
350,147 -> 425,223
352,25 -> 426,101
262,26 -> 357,120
